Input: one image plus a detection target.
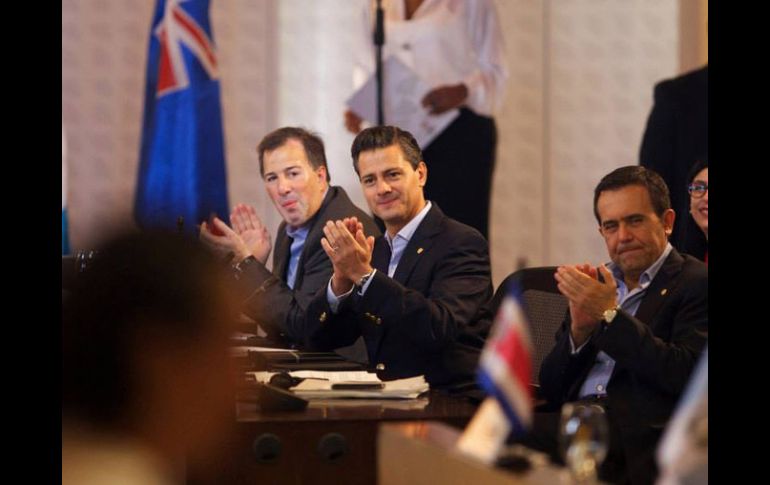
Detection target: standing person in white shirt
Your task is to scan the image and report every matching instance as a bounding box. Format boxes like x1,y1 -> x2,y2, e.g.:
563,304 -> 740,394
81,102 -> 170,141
344,0 -> 508,240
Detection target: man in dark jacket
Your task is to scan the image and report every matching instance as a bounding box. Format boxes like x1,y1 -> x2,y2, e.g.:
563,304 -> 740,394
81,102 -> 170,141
200,127 -> 379,357
304,126 -> 492,387
537,166 -> 707,485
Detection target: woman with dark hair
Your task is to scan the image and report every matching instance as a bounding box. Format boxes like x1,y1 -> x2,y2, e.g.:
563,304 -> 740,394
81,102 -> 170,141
687,159 -> 708,263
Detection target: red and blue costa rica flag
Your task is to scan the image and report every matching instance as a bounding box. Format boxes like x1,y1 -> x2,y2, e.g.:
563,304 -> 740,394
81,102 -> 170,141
477,284 -> 534,435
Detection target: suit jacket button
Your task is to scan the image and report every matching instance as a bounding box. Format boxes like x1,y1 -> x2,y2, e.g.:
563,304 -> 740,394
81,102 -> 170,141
319,311 -> 327,323
376,363 -> 385,370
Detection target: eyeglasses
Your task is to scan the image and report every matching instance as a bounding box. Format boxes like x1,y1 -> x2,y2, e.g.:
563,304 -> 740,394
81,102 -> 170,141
688,182 -> 708,198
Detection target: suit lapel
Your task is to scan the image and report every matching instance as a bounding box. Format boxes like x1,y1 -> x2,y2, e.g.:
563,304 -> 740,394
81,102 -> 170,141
294,212 -> 327,289
391,205 -> 443,284
272,223 -> 291,280
277,188 -> 337,287
633,250 -> 683,327
372,239 -> 391,273
605,249 -> 684,389
363,206 -> 442,361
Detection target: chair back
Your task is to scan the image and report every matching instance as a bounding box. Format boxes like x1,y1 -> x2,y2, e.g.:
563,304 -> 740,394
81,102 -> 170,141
488,266 -> 567,385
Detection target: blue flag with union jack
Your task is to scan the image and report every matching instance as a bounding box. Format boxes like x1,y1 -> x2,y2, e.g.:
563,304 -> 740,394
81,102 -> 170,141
135,0 -> 228,233
477,284 -> 534,436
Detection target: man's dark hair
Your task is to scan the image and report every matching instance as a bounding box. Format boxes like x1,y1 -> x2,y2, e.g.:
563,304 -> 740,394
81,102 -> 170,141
593,165 -> 671,223
687,157 -> 708,185
257,127 -> 330,182
350,125 -> 422,174
62,230 -> 232,431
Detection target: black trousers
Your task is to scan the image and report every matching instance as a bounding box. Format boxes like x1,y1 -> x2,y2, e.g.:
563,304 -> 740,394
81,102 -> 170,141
422,108 -> 497,240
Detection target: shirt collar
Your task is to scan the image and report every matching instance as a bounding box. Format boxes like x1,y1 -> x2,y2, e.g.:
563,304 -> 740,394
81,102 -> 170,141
609,242 -> 673,289
285,223 -> 309,240
385,201 -> 432,248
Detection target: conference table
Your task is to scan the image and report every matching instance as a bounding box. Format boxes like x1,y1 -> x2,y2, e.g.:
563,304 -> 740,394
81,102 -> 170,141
378,421 -> 576,485
188,389 -> 477,484
185,346 -> 573,484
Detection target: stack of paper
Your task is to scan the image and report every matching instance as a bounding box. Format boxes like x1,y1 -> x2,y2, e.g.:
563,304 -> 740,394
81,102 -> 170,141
346,55 -> 459,149
250,370 -> 429,400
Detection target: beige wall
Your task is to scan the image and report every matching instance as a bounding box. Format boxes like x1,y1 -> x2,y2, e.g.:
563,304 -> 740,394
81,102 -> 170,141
490,0 -> 679,286
679,0 -> 708,73
63,0 -> 703,287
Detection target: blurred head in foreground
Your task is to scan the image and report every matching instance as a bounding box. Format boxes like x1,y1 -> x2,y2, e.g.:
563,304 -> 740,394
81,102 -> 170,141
62,230 -> 237,483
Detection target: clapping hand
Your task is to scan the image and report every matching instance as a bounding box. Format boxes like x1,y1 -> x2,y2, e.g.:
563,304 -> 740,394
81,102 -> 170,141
320,217 -> 375,295
230,204 -> 272,264
555,263 -> 618,346
199,216 -> 249,263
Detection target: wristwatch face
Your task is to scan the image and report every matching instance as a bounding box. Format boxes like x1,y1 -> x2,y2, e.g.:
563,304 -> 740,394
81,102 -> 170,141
358,272 -> 372,287
603,308 -> 618,324
235,256 -> 256,271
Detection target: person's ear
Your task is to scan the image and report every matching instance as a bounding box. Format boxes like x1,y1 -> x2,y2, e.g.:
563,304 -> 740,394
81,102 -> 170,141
316,165 -> 327,184
417,161 -> 427,187
662,209 -> 676,236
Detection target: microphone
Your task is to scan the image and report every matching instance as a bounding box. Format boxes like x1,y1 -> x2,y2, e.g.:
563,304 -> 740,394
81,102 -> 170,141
374,0 -> 385,125
374,0 -> 384,47
269,372 -> 304,390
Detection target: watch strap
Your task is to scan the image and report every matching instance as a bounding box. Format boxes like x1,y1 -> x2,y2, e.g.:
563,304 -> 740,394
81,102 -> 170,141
355,269 -> 376,289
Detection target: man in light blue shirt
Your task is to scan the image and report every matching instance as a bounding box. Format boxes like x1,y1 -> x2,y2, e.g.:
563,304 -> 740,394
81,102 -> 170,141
199,127 -> 379,351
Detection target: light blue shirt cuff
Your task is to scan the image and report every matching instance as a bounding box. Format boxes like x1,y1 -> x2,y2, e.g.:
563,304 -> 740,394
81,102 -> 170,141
326,277 -> 355,314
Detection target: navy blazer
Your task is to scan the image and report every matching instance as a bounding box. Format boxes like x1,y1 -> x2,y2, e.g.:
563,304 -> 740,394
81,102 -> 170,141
304,204 -> 493,387
237,186 -> 380,344
539,249 -> 708,484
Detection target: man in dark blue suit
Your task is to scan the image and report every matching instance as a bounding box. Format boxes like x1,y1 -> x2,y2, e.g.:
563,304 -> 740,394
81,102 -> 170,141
538,166 -> 708,485
304,126 -> 493,387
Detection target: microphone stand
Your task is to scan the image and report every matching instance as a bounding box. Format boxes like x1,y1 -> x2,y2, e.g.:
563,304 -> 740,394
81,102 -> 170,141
374,0 -> 385,125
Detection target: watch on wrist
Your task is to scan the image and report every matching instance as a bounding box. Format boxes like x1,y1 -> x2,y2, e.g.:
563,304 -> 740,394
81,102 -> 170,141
602,305 -> 620,324
233,255 -> 257,273
356,269 -> 375,289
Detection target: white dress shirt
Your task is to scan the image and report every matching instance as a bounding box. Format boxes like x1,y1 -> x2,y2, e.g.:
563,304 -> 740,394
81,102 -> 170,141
352,0 -> 508,117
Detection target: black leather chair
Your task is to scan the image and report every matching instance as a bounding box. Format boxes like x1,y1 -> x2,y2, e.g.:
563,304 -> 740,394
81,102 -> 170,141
487,266 -> 567,387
